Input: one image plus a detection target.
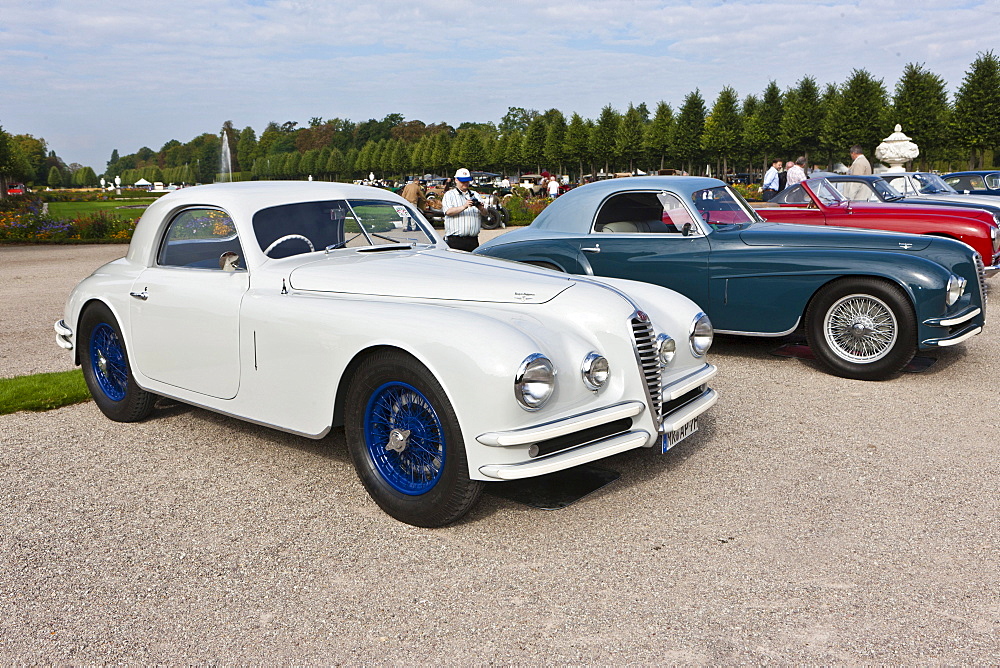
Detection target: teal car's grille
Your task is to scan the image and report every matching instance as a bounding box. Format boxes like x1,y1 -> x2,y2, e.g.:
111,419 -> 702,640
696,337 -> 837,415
631,316 -> 663,422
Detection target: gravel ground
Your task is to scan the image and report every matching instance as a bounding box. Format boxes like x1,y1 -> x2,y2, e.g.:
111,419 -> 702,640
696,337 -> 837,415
1,242 -> 998,663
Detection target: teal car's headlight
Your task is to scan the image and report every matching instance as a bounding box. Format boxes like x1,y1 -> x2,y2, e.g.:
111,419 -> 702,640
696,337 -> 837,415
946,275 -> 967,306
515,354 -> 555,410
581,352 -> 610,391
655,333 -> 676,366
690,313 -> 713,357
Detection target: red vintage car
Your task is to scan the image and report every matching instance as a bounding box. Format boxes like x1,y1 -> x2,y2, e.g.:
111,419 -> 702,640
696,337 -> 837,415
6,183 -> 27,195
759,177 -> 1000,276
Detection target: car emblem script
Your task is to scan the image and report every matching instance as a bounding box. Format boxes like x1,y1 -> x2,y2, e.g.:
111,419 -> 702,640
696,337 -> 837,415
514,292 -> 535,302
899,242 -> 913,249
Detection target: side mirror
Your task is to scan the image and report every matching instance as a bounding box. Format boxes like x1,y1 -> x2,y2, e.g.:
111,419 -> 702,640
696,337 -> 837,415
682,222 -> 692,237
220,251 -> 240,272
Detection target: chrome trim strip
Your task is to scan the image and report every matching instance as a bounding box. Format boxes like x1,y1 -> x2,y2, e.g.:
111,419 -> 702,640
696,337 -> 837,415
715,317 -> 801,337
923,325 -> 982,347
478,430 -> 652,480
661,388 -> 718,433
476,400 -> 646,447
662,363 -> 717,402
923,307 -> 981,327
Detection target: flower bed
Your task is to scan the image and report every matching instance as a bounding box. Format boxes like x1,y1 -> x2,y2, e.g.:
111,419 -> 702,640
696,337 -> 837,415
0,196 -> 136,243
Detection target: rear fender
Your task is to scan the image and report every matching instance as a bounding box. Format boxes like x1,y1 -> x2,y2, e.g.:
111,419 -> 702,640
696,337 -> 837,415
484,239 -> 593,276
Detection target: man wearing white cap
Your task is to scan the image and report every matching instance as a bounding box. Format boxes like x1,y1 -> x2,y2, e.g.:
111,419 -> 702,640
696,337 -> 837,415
441,167 -> 487,251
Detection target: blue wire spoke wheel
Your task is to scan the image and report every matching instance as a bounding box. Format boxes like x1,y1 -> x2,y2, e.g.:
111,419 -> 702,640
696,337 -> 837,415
89,322 -> 129,401
363,381 -> 446,495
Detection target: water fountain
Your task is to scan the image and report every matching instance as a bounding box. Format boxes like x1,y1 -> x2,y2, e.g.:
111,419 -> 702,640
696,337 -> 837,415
218,130 -> 233,183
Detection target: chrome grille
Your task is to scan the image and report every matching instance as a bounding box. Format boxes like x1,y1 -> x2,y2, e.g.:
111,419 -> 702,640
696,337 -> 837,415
974,252 -> 987,320
631,315 -> 663,421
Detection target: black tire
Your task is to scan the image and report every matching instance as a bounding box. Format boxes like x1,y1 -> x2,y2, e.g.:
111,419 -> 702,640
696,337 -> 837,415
344,351 -> 483,527
481,206 -> 502,230
805,277 -> 917,381
79,302 -> 156,422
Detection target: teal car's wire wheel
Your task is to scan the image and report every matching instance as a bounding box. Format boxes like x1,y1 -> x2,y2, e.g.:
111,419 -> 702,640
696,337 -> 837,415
823,293 -> 898,363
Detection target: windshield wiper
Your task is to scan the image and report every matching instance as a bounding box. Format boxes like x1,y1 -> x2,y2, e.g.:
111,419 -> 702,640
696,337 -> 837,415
325,234 -> 363,252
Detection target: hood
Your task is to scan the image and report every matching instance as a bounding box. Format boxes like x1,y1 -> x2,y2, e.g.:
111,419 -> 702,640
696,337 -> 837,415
739,222 -> 932,251
914,193 -> 1000,210
288,247 -> 574,304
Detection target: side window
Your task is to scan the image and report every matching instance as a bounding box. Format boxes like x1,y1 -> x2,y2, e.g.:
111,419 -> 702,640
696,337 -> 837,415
986,174 -> 1000,189
158,208 -> 243,270
594,192 -> 680,234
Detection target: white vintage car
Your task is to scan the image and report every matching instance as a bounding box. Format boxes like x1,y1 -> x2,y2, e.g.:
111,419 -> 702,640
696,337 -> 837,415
55,182 -> 718,527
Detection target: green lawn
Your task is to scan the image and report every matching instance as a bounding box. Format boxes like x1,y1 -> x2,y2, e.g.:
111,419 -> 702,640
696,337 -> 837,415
0,369 -> 91,415
49,200 -> 152,220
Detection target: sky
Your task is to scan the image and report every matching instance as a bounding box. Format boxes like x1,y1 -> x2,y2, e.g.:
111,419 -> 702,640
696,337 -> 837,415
1,0 -> 998,172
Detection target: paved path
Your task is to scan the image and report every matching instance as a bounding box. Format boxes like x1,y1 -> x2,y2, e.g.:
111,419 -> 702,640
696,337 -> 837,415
1,243 -> 998,663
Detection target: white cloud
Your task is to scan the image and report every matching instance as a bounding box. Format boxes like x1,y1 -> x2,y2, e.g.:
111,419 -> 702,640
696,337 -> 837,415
1,0 -> 997,169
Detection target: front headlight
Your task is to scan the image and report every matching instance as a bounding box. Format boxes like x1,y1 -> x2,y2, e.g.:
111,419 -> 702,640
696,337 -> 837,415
946,274 -> 967,306
689,313 -> 713,357
655,333 -> 676,366
515,354 -> 555,410
581,352 -> 610,391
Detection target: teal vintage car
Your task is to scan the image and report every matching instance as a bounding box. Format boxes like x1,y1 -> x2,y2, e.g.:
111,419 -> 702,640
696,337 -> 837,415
475,176 -> 987,380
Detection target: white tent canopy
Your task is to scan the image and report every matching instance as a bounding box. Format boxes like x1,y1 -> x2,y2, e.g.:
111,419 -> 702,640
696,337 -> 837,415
134,178 -> 151,186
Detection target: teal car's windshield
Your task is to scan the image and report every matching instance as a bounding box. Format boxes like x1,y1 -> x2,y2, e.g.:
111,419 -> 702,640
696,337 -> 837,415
691,185 -> 761,227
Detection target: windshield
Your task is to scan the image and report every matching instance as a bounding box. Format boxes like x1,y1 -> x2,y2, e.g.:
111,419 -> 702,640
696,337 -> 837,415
808,178 -> 848,206
872,179 -> 904,200
253,199 -> 435,258
911,172 -> 953,194
690,185 -> 759,226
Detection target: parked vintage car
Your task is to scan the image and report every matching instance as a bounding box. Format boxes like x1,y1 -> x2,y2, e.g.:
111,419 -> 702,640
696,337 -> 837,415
763,177 -> 1000,274
820,173 -> 1000,218
880,171 -> 1000,209
6,183 -> 27,195
944,170 -> 1000,196
55,181 -> 718,527
475,176 -> 988,381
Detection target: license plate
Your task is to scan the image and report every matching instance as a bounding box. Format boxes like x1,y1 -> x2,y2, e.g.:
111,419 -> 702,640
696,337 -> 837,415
662,418 -> 698,453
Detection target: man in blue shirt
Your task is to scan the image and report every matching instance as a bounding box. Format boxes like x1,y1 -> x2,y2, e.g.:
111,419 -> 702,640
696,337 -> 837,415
762,158 -> 782,201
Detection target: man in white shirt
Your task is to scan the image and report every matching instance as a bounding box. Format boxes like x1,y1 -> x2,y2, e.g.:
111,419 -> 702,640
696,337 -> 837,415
441,167 -> 486,251
762,158 -> 782,201
547,176 -> 560,198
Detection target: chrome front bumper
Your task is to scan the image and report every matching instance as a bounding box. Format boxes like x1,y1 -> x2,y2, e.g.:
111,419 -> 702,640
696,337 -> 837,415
54,319 -> 73,350
476,364 -> 718,481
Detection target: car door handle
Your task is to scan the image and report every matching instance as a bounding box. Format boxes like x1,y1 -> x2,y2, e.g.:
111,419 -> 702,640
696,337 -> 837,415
129,290 -> 148,301
581,245 -> 601,253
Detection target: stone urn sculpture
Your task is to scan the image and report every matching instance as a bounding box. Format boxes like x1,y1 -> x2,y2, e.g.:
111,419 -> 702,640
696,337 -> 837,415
875,124 -> 920,173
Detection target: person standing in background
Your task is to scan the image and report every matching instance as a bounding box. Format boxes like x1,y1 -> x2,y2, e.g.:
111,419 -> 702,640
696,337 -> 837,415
762,158 -> 782,201
848,145 -> 872,175
441,168 -> 486,251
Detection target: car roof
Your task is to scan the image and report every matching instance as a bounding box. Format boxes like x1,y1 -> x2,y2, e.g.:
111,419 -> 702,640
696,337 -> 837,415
944,170 -> 1000,177
530,176 -> 728,231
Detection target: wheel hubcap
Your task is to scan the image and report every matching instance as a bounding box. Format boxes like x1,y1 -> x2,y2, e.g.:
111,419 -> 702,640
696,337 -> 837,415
363,382 -> 445,495
824,294 -> 898,363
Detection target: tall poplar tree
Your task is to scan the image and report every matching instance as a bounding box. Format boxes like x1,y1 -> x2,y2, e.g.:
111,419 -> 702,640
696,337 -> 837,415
616,104 -> 645,172
702,86 -> 742,175
779,76 -> 824,163
644,101 -> 674,171
591,105 -> 620,174
951,51 -> 1000,168
563,113 -> 590,180
827,69 -> 890,159
674,90 -> 706,175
